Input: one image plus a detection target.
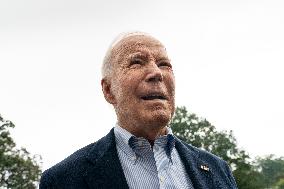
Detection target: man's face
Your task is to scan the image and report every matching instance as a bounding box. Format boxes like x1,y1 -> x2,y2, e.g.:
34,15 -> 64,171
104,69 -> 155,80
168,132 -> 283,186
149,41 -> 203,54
108,35 -> 175,130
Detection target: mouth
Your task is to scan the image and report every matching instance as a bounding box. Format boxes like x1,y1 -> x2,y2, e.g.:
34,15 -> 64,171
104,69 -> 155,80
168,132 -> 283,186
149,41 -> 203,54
140,93 -> 167,101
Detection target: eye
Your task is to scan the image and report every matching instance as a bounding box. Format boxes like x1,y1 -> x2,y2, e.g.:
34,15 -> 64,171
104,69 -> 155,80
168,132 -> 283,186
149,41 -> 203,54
157,61 -> 172,69
129,58 -> 144,67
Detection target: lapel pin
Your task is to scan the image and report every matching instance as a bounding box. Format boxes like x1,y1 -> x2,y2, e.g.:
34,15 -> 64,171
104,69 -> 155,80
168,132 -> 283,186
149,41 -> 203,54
200,165 -> 210,171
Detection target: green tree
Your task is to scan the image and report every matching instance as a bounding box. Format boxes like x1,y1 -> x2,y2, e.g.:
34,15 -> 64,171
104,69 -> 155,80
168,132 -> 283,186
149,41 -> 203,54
233,161 -> 265,189
0,114 -> 42,189
170,106 -> 266,189
256,155 -> 284,188
275,178 -> 284,189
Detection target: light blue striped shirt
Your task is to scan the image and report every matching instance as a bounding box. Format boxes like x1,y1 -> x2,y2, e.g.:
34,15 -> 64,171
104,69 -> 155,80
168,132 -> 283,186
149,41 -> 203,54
114,125 -> 193,189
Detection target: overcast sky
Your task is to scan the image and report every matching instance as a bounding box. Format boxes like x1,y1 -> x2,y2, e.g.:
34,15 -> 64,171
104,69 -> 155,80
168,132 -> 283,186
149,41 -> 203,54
1,0 -> 283,170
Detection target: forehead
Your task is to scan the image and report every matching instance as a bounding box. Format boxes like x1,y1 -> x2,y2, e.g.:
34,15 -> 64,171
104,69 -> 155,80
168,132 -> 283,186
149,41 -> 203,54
112,35 -> 168,61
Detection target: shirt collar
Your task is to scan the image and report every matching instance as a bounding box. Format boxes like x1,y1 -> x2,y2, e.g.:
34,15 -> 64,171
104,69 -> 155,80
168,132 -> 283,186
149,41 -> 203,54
114,124 -> 175,160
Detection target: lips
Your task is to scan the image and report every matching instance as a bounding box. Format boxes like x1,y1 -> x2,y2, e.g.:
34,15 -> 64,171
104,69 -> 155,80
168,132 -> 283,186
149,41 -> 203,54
140,93 -> 167,101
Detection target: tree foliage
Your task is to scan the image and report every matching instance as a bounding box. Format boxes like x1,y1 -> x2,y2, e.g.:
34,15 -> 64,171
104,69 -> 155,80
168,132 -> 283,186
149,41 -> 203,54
0,114 -> 42,189
275,179 -> 284,189
170,106 -> 266,189
255,155 -> 284,189
233,161 -> 265,189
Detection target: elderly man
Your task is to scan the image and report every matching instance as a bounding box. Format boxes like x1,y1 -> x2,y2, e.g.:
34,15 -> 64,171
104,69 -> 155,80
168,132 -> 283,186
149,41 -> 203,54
39,32 -> 238,189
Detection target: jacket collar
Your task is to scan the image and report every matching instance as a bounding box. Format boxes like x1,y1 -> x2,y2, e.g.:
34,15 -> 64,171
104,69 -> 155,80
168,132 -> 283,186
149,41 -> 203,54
175,137 -> 216,189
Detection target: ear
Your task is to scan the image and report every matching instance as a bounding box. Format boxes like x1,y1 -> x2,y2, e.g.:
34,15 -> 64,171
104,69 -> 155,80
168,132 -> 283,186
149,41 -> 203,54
101,78 -> 116,104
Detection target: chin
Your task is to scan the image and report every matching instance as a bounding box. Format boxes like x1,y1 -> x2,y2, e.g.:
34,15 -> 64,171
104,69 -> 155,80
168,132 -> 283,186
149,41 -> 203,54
144,109 -> 172,127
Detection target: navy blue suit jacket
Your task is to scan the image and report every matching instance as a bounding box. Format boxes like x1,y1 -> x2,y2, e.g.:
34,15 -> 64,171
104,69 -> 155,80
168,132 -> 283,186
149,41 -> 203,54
40,128 -> 238,189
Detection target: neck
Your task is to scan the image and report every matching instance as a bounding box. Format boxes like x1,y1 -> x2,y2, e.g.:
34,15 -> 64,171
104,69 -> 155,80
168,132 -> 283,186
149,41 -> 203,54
118,120 -> 168,145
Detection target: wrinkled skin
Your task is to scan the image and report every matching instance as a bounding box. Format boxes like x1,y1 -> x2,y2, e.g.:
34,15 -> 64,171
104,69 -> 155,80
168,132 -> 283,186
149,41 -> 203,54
101,35 -> 175,143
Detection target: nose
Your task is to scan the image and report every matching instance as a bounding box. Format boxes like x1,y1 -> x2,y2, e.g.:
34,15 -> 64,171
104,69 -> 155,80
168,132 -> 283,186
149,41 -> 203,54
145,62 -> 163,82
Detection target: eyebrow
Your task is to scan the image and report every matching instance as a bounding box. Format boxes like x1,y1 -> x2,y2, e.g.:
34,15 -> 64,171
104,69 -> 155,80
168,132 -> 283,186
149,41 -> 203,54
129,51 -> 169,61
156,57 -> 171,62
129,52 -> 148,59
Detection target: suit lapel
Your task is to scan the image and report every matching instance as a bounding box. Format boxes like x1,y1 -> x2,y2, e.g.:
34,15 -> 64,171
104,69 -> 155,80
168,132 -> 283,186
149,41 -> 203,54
175,138 -> 215,189
84,129 -> 128,189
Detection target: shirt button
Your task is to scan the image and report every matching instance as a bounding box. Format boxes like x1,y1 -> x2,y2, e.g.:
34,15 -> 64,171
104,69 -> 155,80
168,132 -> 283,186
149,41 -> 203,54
159,176 -> 165,183
153,146 -> 158,151
131,156 -> 136,161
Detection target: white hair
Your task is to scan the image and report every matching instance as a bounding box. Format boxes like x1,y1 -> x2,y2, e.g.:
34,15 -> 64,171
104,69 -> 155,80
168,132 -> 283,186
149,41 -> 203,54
101,31 -> 154,79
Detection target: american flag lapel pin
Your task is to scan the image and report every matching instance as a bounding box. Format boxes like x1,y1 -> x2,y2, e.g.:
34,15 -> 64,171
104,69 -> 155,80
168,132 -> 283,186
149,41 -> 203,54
200,165 -> 210,172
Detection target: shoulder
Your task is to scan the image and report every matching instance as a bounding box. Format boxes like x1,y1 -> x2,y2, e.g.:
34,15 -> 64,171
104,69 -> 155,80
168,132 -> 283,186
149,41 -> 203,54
39,142 -> 94,188
39,129 -> 115,188
175,138 -> 238,188
176,137 -> 228,167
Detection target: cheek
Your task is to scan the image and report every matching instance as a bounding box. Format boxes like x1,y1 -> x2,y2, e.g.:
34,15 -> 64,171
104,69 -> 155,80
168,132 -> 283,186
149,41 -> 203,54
116,78 -> 138,102
166,75 -> 175,96
165,75 -> 175,110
